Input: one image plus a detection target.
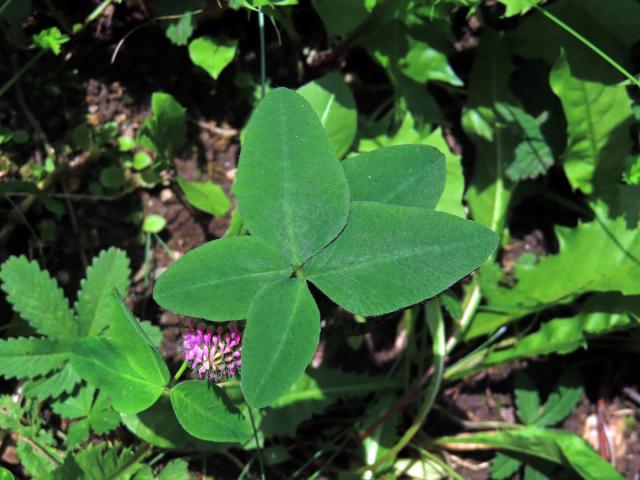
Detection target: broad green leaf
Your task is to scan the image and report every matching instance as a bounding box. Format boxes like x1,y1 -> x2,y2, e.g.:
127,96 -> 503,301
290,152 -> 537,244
153,237 -> 291,321
438,427 -> 624,480
138,92 -> 186,164
343,145 -> 445,209
463,30 -> 518,231
235,88 -> 350,265
0,337 -> 70,379
75,248 -> 131,336
399,33 -> 463,87
311,0 -> 370,36
142,214 -> 166,233
170,380 -> 252,442
297,72 -> 357,158
514,371 -> 540,425
242,278 -> 320,408
121,395 -> 219,450
425,128 -> 465,218
70,337 -> 167,414
497,0 -> 544,16
71,294 -> 168,414
176,176 -> 231,217
0,467 -> 13,480
0,256 -> 76,338
188,36 -> 237,80
304,201 -> 498,316
535,370 -> 583,427
23,365 -> 80,401
550,50 -> 633,195
495,102 -> 553,181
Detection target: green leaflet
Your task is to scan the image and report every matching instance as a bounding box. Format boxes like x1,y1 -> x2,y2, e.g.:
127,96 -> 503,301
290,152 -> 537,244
70,295 -> 168,414
311,0 -> 370,36
137,92 -> 186,165
153,237 -> 292,321
235,88 -> 350,265
176,176 -> 231,217
497,0 -> 545,16
23,365 -> 81,401
0,337 -> 70,379
49,444 -> 148,480
75,248 -> 131,336
188,36 -> 237,80
343,145 -> 445,210
297,72 -> 357,158
438,427 -> 624,480
514,371 -> 540,425
0,256 -> 76,338
550,49 -> 633,195
170,380 -> 252,443
242,278 -> 321,408
463,29 -> 518,232
425,128 -> 465,218
304,201 -> 498,316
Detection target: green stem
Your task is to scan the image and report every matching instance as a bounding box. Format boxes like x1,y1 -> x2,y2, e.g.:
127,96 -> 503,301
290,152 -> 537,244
356,299 -> 445,475
247,405 -> 266,480
535,5 -> 640,89
258,8 -> 267,99
172,361 -> 189,385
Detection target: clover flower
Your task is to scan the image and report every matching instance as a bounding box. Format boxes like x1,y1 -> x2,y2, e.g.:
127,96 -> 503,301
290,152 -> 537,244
182,321 -> 242,382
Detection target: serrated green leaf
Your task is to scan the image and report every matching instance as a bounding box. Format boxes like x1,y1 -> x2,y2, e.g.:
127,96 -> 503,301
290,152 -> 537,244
153,236 -> 291,321
188,36 -> 237,80
67,419 -> 91,446
491,453 -> 522,480
0,395 -> 23,430
176,176 -> 231,217
495,102 -> 553,181
51,444 -> 147,480
23,365 -> 81,401
242,278 -> 320,408
304,202 -> 498,316
235,88 -> 350,265
550,49 -> 633,195
157,459 -> 192,479
438,427 -> 624,480
343,145 -> 445,209
33,27 -> 69,55
0,256 -> 76,338
514,371 -> 540,425
297,72 -> 357,158
75,248 -> 131,336
53,385 -> 94,419
170,380 -> 252,442
463,30 -> 518,231
534,370 -> 583,427
0,337 -> 70,379
165,11 -> 194,46
17,437 -> 56,477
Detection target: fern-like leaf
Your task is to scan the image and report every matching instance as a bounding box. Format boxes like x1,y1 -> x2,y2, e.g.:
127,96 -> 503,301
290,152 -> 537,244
0,337 -> 71,379
75,248 -> 130,336
0,256 -> 76,338
534,369 -> 584,427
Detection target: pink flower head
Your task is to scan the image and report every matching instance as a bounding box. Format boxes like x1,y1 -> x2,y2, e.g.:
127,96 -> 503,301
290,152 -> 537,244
182,321 -> 242,382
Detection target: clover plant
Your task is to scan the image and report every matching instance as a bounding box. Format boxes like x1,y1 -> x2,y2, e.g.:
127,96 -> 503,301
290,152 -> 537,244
153,87 -> 498,408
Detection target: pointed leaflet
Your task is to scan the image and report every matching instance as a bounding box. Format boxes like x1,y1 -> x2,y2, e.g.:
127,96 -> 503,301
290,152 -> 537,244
170,380 -> 252,442
154,236 -> 291,321
0,337 -> 70,379
463,30 -> 519,231
234,88 -> 350,265
297,72 -> 357,158
304,202 -> 498,316
0,256 -> 76,338
343,145 -> 445,210
70,295 -> 168,414
550,50 -> 633,195
75,248 -> 131,336
425,128 -> 465,218
438,427 -> 624,480
242,278 -> 320,408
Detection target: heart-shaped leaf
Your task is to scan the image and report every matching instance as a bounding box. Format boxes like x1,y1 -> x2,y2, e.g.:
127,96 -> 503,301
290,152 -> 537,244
235,88 -> 350,265
241,278 -> 320,408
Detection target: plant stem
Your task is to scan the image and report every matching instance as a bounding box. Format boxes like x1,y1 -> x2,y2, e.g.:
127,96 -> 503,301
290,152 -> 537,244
247,405 -> 266,480
258,8 -> 266,99
445,280 -> 481,354
356,298 -> 445,475
171,361 -> 189,386
535,5 -> 640,89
